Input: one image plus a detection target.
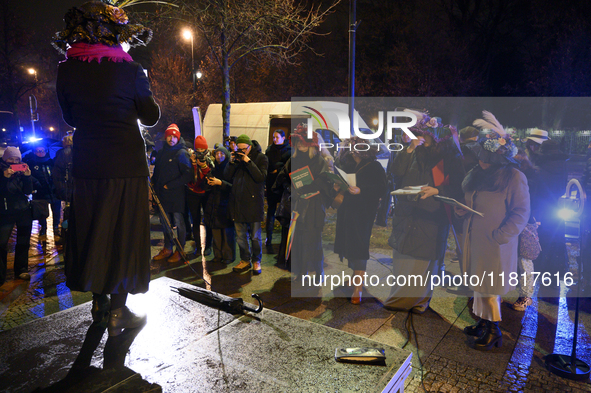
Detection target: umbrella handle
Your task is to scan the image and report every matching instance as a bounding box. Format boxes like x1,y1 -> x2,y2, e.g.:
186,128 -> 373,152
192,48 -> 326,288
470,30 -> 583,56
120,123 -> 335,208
243,294 -> 264,313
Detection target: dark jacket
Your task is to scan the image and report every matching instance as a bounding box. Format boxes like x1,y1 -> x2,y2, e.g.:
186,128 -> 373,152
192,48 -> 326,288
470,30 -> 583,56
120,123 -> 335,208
204,156 -> 233,229
265,141 -> 291,193
23,153 -> 54,200
52,146 -> 73,202
56,59 -> 160,179
151,138 -> 193,213
0,160 -> 34,215
388,141 -> 465,260
224,143 -> 269,223
334,158 -> 387,261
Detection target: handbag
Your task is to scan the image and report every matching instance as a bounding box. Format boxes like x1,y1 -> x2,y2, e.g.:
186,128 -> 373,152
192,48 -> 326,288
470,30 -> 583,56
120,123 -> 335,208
519,221 -> 541,260
30,200 -> 50,221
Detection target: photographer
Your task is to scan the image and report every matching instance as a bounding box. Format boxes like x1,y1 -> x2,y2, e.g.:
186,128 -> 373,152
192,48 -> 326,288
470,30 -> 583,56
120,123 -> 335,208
0,147 -> 34,284
151,124 -> 193,263
186,136 -> 213,257
224,134 -> 268,274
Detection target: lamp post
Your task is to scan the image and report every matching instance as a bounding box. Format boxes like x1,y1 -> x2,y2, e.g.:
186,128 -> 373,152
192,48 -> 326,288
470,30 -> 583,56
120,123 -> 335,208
182,28 -> 195,90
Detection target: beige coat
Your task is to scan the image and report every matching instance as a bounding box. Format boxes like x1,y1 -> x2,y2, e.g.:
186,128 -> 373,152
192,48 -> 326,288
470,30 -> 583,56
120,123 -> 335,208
461,167 -> 530,295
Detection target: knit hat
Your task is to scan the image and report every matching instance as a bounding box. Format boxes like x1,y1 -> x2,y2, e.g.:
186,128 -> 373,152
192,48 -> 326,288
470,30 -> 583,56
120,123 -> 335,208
2,146 -> 21,161
526,128 -> 549,145
194,135 -> 208,150
165,124 -> 181,139
52,1 -> 152,54
214,145 -> 230,160
236,134 -> 252,145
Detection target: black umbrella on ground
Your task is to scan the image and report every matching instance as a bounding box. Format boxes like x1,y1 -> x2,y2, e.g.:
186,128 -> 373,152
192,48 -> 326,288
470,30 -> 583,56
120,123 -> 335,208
171,286 -> 263,314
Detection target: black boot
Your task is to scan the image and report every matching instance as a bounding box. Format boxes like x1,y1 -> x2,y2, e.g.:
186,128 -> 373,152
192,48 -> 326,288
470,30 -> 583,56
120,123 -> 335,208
473,321 -> 502,350
463,318 -> 487,337
91,294 -> 110,324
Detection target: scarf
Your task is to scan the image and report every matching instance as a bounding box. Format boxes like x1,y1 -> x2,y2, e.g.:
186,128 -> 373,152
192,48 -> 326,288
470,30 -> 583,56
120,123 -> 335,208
66,42 -> 133,63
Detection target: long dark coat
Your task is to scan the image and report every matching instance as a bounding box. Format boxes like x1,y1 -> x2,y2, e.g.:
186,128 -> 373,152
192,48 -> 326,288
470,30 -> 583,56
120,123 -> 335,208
151,138 -> 193,213
460,165 -> 530,295
0,160 -> 34,215
204,157 -> 233,229
265,141 -> 291,195
334,158 -> 387,261
388,142 -> 465,261
224,146 -> 269,223
52,146 -> 73,202
57,59 -> 160,179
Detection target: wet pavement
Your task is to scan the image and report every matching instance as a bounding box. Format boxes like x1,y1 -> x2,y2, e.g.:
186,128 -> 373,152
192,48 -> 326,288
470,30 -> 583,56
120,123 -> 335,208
1,215 -> 591,392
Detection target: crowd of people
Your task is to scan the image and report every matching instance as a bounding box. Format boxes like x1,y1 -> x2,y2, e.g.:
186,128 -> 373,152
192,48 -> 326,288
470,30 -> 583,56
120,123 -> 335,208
0,2 -> 586,360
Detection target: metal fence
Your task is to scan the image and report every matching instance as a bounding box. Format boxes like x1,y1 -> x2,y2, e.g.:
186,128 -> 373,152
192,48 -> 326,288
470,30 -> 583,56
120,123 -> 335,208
513,129 -> 591,155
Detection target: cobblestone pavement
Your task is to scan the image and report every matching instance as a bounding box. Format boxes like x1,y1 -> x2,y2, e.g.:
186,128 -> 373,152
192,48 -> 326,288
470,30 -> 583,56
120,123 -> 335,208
2,217 -> 591,392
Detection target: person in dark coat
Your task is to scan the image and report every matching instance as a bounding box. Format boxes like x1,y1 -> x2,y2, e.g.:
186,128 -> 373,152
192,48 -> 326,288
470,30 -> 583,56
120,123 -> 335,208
385,112 -> 465,312
151,124 -> 193,263
264,129 -> 291,246
52,135 -> 74,240
205,146 -> 235,264
457,113 -> 529,351
225,134 -> 269,274
55,1 -> 160,337
287,126 -> 333,281
334,136 -> 387,304
24,144 -> 61,240
186,135 -> 213,257
0,147 -> 34,284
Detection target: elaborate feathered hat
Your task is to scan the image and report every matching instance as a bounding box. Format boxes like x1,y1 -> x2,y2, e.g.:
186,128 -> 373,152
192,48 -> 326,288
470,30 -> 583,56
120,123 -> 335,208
52,1 -> 152,54
469,111 -> 518,165
403,109 -> 462,156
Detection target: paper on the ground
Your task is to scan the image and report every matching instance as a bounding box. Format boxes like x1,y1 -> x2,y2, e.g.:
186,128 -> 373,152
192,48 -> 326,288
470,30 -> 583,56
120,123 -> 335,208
390,184 -> 428,195
335,166 -> 356,187
434,195 -> 484,217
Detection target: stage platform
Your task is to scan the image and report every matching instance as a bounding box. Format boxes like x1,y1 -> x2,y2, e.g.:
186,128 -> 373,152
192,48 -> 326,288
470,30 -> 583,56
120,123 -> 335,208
0,277 -> 412,392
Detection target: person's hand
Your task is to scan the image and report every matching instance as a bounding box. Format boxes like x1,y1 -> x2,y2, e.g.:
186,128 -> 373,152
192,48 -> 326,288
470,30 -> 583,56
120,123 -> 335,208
3,168 -> 14,178
207,177 -> 222,186
348,186 -> 360,195
407,136 -> 425,153
240,152 -> 250,163
23,164 -> 31,177
419,186 -> 439,199
454,206 -> 469,217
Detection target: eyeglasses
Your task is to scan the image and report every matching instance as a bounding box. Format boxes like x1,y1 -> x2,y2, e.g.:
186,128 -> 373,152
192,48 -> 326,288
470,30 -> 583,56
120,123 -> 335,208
35,149 -> 46,153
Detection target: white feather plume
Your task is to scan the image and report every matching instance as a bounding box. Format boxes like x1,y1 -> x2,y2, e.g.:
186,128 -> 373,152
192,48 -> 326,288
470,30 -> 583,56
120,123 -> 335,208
472,110 -> 506,137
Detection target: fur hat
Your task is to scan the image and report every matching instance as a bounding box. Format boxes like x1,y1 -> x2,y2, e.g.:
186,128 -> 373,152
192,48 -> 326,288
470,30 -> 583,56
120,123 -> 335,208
194,136 -> 208,150
52,1 -> 152,54
165,124 -> 181,139
236,134 -> 252,146
2,146 -> 21,161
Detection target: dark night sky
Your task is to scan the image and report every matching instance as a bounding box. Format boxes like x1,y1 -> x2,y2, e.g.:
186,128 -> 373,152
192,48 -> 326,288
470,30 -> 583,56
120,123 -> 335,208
17,0 -> 86,35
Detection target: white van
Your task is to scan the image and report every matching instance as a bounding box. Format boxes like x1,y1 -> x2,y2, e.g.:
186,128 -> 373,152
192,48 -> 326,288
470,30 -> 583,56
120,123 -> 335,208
201,101 -> 390,166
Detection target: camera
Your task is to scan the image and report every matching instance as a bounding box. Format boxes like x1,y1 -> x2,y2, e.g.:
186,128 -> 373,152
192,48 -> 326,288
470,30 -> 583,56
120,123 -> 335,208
194,150 -> 208,161
232,148 -> 247,161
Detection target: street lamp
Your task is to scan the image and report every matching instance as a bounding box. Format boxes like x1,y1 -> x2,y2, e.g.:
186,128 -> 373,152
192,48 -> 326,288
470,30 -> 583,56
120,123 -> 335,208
196,70 -> 203,80
182,28 -> 195,90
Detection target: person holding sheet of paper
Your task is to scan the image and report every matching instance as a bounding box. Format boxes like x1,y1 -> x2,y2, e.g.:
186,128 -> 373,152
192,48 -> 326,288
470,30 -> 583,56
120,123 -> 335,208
385,111 -> 464,313
334,137 -> 387,304
456,112 -> 529,351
